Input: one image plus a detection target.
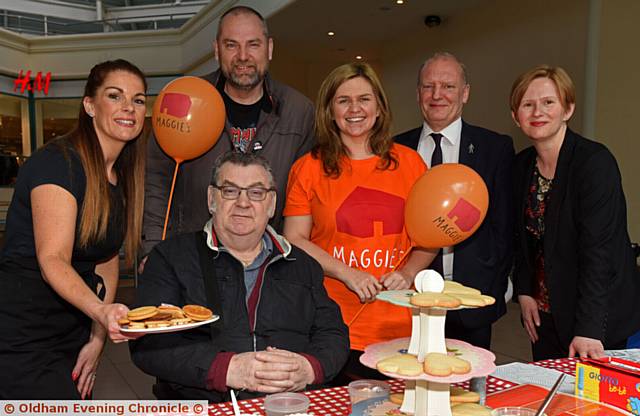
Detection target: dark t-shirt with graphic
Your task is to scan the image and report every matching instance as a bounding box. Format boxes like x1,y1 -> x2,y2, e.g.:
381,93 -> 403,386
221,88 -> 271,152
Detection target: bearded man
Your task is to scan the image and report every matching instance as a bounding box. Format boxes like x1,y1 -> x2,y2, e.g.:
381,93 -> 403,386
142,6 -> 315,259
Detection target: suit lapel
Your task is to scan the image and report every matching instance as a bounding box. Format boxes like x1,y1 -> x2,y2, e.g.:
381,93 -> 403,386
408,127 -> 423,150
459,122 -> 477,170
518,150 -> 536,254
543,130 -> 576,260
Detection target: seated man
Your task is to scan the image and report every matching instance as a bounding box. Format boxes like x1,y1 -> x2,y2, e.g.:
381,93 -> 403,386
130,152 -> 349,402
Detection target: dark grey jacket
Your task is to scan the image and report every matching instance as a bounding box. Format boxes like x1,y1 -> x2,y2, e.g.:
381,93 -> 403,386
142,71 -> 315,255
130,224 -> 349,402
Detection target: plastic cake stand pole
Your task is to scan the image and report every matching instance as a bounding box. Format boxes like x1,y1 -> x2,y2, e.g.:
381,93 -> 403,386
401,307 -> 450,415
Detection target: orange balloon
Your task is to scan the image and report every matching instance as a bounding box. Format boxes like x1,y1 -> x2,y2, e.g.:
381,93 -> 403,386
405,164 -> 489,249
152,76 -> 225,162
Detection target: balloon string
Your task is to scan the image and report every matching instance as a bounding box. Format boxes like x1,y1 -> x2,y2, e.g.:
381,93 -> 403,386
162,160 -> 181,241
348,304 -> 367,328
347,245 -> 414,328
394,245 -> 413,271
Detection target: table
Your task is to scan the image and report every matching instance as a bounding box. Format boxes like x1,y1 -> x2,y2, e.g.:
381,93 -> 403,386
209,359 -> 579,415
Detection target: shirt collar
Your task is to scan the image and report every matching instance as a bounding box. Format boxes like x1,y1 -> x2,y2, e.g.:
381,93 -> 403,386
421,117 -> 462,146
203,217 -> 291,257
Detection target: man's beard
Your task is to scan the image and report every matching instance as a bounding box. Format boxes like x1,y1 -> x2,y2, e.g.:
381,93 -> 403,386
224,63 -> 266,91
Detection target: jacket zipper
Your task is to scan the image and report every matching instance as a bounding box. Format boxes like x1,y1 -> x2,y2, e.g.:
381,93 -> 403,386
250,254 -> 282,352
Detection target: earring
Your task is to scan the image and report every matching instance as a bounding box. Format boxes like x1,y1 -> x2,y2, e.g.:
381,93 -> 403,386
87,112 -> 94,117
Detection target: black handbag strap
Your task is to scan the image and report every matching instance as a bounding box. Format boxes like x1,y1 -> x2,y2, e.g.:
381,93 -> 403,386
195,231 -> 224,332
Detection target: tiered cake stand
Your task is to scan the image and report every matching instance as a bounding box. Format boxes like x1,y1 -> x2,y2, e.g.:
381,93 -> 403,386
359,272 -> 496,416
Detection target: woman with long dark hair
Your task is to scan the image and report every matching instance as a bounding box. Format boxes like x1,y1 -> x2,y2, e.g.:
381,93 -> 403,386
0,59 -> 147,398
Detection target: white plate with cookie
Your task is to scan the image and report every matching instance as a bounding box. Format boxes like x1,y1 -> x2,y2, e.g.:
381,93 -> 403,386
120,315 -> 220,334
119,304 -> 219,334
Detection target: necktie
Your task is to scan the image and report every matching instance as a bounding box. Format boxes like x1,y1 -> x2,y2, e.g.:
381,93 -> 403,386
431,133 -> 443,167
429,132 -> 444,276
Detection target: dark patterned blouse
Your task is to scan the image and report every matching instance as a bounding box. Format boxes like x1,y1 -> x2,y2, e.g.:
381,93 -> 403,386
525,165 -> 553,313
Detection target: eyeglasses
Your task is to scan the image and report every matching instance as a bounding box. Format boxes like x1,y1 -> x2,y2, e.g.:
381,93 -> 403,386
212,185 -> 275,201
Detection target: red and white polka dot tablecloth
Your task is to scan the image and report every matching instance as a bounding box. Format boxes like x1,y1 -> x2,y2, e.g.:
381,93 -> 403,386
208,359 -> 576,415
532,357 -> 578,375
207,372 -> 533,415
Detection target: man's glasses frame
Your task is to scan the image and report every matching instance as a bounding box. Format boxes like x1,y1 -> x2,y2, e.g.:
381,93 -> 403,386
212,184 -> 275,201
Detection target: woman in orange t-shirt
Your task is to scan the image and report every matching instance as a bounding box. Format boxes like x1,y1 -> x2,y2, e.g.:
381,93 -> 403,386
283,62 -> 435,383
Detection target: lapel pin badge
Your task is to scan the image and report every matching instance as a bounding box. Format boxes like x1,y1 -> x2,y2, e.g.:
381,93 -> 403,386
468,143 -> 475,154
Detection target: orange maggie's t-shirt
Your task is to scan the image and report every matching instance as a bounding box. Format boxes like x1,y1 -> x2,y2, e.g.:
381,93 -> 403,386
284,144 -> 427,351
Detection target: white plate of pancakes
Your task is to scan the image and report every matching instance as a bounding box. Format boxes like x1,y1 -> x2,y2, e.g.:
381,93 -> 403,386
119,304 -> 220,334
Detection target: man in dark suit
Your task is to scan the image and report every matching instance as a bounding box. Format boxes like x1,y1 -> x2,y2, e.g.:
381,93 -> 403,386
394,52 -> 515,349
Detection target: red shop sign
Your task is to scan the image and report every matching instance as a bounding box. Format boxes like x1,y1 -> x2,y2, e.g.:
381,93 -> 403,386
13,70 -> 52,95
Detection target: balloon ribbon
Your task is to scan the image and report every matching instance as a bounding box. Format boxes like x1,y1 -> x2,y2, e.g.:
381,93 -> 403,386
162,160 -> 182,241
347,245 -> 414,328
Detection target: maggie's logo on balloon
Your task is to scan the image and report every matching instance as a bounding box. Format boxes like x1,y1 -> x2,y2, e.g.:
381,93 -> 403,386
432,198 -> 482,243
154,92 -> 192,134
404,164 -> 488,249
160,93 -> 191,118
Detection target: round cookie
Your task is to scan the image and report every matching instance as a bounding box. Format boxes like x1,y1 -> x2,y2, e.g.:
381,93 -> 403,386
144,320 -> 171,328
182,304 -> 213,321
450,386 -> 480,403
480,295 -> 495,305
158,304 -> 186,318
410,292 -> 461,308
127,306 -> 158,321
451,403 -> 492,416
377,354 -> 423,376
424,352 -> 471,376
449,293 -> 492,307
389,393 -> 404,405
443,281 -> 481,295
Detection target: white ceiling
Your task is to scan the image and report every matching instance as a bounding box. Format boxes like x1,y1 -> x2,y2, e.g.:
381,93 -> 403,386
268,0 -> 484,62
1,0 -> 483,60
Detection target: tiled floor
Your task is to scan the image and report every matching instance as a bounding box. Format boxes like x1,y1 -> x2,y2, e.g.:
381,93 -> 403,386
94,287 -> 532,399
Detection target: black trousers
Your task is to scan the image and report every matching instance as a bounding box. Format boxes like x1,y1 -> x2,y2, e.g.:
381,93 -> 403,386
445,311 -> 492,350
531,311 -> 627,361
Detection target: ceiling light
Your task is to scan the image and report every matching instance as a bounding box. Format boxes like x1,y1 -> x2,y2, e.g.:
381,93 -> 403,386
396,0 -> 404,4
327,31 -> 335,36
356,55 -> 363,60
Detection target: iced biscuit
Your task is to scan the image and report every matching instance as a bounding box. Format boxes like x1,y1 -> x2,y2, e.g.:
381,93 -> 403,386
443,281 -> 481,295
377,354 -> 423,376
424,353 -> 471,376
451,403 -> 492,416
449,293 -> 493,307
410,292 -> 461,308
480,295 -> 495,305
450,386 -> 480,403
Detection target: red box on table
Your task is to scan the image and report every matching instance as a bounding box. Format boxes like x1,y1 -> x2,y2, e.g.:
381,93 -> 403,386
575,356 -> 640,415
